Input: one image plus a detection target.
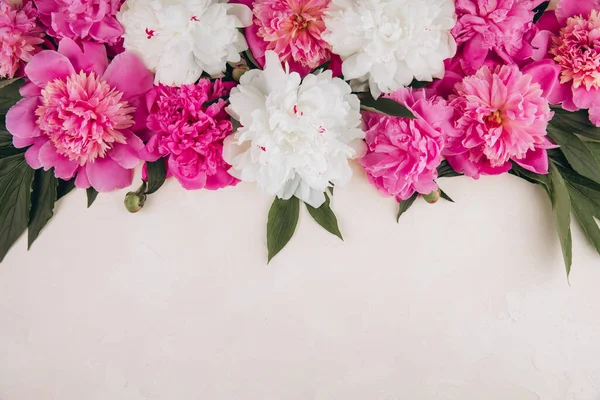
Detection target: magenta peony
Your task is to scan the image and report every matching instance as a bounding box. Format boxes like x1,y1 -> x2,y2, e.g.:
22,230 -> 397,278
452,0 -> 545,74
532,0 -> 600,126
444,62 -> 559,178
360,88 -> 457,201
0,0 -> 45,79
235,0 -> 337,76
34,0 -> 124,44
141,80 -> 239,191
5,38 -> 154,191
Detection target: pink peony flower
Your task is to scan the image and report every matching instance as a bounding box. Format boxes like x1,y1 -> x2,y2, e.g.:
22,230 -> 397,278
5,38 -> 154,192
141,80 -> 239,191
444,62 -> 559,178
0,0 -> 45,79
532,0 -> 600,125
34,0 -> 124,44
235,0 -> 339,76
360,88 -> 457,201
452,0 -> 546,74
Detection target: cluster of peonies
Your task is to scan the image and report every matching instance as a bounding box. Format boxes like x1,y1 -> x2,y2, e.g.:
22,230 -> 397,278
2,0 -> 600,208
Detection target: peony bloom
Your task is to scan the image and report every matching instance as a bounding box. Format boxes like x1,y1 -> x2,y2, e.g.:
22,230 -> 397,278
142,80 -> 239,190
34,0 -> 124,44
117,0 -> 252,86
360,88 -> 457,201
242,0 -> 334,76
0,0 -> 45,79
444,62 -> 559,178
322,0 -> 457,99
532,0 -> 600,126
223,50 -> 365,208
5,38 -> 154,192
452,0 -> 545,74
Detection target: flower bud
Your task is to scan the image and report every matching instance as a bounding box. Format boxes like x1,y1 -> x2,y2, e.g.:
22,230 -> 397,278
423,189 -> 441,204
124,192 -> 146,213
232,64 -> 250,82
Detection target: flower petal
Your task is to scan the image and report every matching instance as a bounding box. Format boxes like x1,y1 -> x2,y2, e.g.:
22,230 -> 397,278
86,157 -> 133,192
5,97 -> 41,140
101,52 -> 154,100
24,50 -> 75,88
38,141 -> 79,179
58,38 -> 109,76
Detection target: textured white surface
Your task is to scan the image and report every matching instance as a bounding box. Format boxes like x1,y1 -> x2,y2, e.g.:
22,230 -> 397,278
1,164 -> 600,400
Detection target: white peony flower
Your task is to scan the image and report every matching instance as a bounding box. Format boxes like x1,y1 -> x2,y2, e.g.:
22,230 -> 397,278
322,0 -> 457,98
223,51 -> 366,208
117,0 -> 252,86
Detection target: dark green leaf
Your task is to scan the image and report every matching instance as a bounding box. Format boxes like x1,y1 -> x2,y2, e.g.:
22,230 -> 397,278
56,178 -> 76,200
305,194 -> 343,240
397,193 -> 418,222
549,163 -> 572,276
145,158 -> 167,195
360,96 -> 415,119
0,77 -> 22,90
231,117 -> 241,135
550,109 -> 600,141
28,169 -> 58,249
557,165 -> 600,210
0,153 -> 34,262
409,79 -> 433,89
547,124 -> 600,183
439,189 -> 454,203
0,129 -> 23,158
267,196 -> 300,263
0,79 -> 25,115
437,160 -> 462,178
568,186 -> 600,256
533,1 -> 550,23
87,187 -> 98,208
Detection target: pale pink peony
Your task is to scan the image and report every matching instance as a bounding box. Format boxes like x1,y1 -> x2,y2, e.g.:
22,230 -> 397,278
141,80 -> 239,191
531,0 -> 600,125
360,88 -> 457,201
235,0 -> 339,76
0,0 -> 45,79
444,62 -> 559,178
5,38 -> 154,192
452,0 -> 545,74
34,0 -> 124,44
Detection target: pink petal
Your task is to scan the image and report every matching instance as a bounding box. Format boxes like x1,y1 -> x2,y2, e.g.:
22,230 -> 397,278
86,157 -> 133,192
514,147 -> 549,174
88,18 -> 124,44
244,22 -> 266,69
573,87 -> 600,109
24,140 -> 45,169
5,97 -> 42,139
58,38 -> 108,76
74,167 -> 91,188
101,52 -> 154,101
522,59 -> 561,97
589,106 -> 600,127
108,131 -> 143,169
24,50 -> 75,88
556,0 -> 600,24
531,30 -> 554,61
38,141 -> 79,179
19,82 -> 41,97
204,167 -> 239,190
167,155 -> 207,190
536,11 -> 560,34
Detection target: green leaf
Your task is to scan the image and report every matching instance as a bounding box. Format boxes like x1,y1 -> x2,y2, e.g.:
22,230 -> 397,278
145,158 -> 167,195
305,194 -> 343,240
568,186 -> 600,256
231,117 -> 241,134
27,169 -> 58,249
409,79 -> 433,89
397,193 -> 418,222
57,178 -> 76,200
359,96 -> 415,119
437,160 -> 462,178
267,196 -> 300,263
86,187 -> 98,208
439,188 -> 454,203
533,1 -> 550,23
550,109 -> 600,141
549,163 -> 573,276
0,78 -> 25,115
0,77 -> 21,90
0,153 -> 34,263
0,129 -> 23,158
547,124 -> 600,183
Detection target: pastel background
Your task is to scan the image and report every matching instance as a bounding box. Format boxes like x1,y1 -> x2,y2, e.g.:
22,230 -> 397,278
1,164 -> 600,399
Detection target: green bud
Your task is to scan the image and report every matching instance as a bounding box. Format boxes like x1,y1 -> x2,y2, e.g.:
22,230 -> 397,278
423,189 -> 441,204
232,64 -> 250,82
124,192 -> 146,213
